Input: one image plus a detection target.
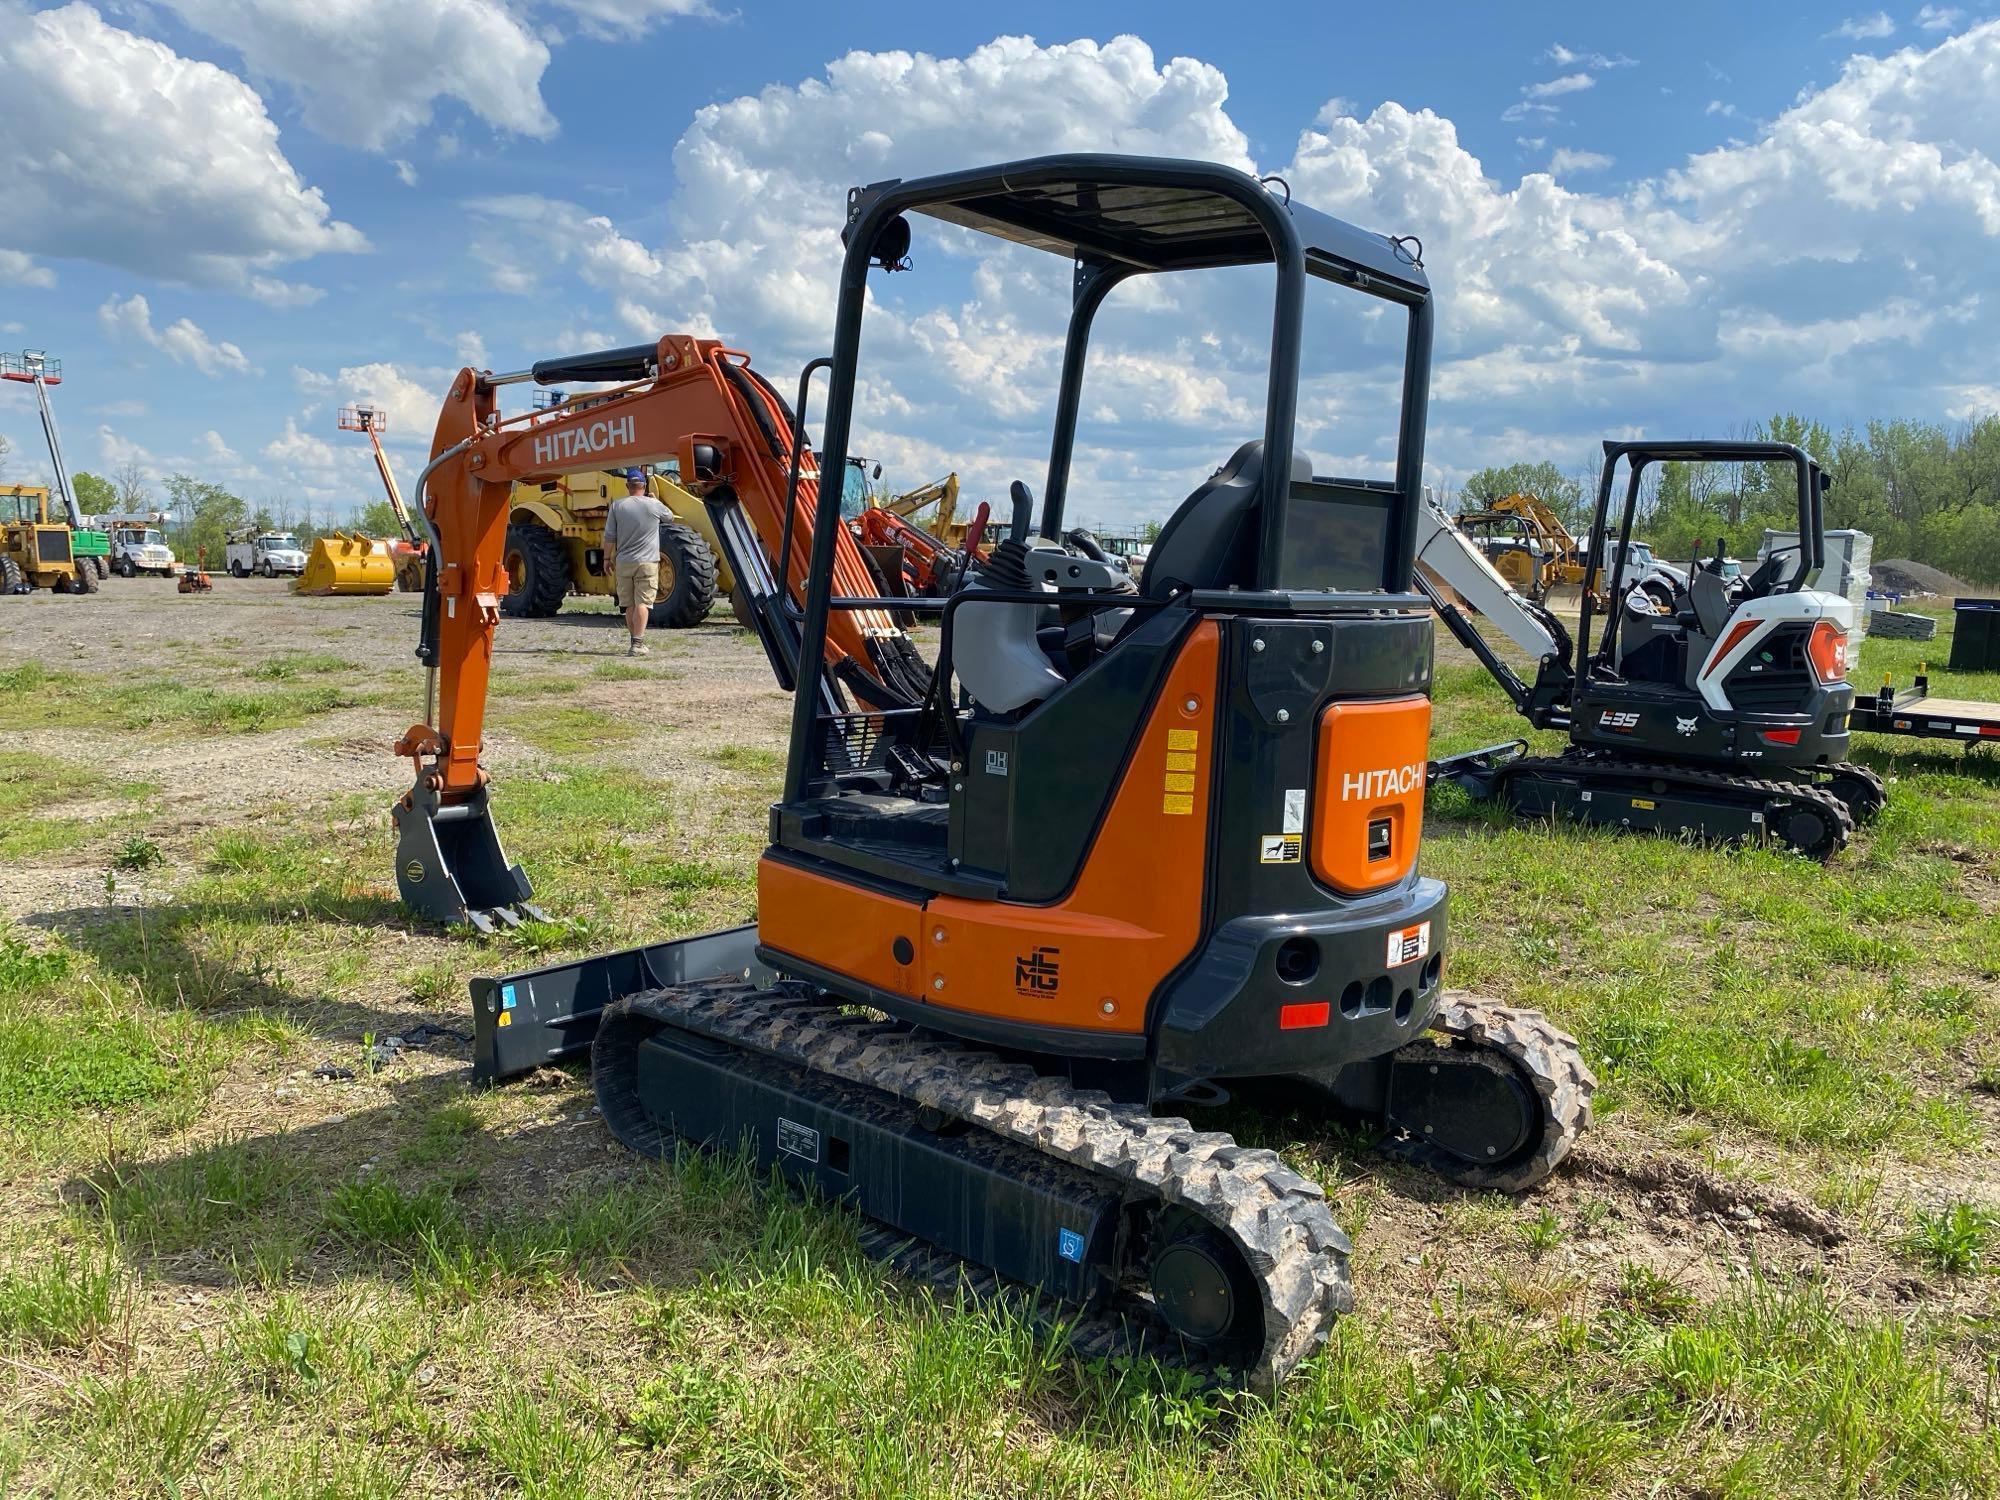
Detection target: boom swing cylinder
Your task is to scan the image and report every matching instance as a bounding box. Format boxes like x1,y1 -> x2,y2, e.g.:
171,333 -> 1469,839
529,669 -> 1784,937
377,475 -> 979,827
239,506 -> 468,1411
404,155 -> 1594,1391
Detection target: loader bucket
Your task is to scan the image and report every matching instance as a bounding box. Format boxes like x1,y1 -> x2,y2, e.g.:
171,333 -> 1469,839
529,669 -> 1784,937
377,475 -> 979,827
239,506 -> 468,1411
296,531 -> 396,595
392,777 -> 546,932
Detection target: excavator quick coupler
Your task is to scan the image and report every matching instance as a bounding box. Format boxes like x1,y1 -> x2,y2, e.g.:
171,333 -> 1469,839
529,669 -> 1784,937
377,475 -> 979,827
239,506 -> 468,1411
392,777 -> 546,932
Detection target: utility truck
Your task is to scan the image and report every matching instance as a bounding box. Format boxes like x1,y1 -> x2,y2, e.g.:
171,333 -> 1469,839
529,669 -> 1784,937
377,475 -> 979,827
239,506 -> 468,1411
99,515 -> 176,577
226,528 -> 308,578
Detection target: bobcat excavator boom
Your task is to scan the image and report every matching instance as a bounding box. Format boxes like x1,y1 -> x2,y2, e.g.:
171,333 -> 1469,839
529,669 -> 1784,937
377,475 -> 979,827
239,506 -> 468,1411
391,333 -> 929,929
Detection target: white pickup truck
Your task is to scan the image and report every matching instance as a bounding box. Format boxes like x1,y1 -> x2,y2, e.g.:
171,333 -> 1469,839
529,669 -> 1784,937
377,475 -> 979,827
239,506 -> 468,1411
226,531 -> 308,578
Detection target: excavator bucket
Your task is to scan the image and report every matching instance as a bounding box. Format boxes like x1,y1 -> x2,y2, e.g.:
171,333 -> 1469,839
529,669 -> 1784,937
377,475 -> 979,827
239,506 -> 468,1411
391,778 -> 546,933
296,531 -> 395,596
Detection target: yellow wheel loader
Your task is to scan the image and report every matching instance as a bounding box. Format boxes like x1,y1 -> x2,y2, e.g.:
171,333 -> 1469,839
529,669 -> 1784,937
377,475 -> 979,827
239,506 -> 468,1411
500,467 -> 724,628
0,485 -> 96,595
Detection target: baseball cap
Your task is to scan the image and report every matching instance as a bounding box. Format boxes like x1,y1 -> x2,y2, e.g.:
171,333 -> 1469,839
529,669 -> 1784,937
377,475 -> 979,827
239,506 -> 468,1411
624,467 -> 646,485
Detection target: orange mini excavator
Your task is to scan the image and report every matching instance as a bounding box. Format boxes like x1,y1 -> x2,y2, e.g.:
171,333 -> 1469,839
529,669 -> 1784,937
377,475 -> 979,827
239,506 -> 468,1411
394,155 -> 1593,1392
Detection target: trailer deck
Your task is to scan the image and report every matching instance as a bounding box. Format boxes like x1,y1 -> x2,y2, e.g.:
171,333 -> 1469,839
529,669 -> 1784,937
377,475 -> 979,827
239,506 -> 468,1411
1852,673 -> 2000,744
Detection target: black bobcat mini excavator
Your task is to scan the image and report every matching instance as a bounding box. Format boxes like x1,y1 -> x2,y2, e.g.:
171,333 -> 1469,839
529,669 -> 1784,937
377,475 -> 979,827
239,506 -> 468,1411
392,155 -> 1593,1392
1422,439 -> 1885,858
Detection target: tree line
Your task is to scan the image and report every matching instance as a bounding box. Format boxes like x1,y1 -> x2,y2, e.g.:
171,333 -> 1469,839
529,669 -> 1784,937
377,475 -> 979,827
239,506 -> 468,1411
1456,412 -> 2000,585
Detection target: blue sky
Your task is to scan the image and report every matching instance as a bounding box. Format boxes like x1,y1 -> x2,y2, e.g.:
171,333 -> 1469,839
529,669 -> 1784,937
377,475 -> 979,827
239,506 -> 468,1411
1,1 -> 1994,528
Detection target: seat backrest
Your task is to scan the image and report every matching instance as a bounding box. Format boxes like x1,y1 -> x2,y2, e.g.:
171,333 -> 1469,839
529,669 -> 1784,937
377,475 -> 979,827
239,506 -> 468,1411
1142,441 -> 1312,600
1688,566 -> 1733,640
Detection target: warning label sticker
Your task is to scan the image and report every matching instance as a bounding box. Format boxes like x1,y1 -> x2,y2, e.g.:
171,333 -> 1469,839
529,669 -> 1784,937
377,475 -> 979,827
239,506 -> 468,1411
1385,921 -> 1431,968
1282,788 -> 1305,834
1259,833 -> 1303,864
776,1117 -> 821,1164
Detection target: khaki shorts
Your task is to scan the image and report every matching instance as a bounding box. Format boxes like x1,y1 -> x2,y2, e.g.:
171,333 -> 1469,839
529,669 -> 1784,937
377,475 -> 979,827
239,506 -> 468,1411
614,559 -> 660,610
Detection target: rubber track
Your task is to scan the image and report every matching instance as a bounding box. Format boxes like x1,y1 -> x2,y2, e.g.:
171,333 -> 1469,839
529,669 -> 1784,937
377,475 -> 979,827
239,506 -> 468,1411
1380,994 -> 1597,1192
1495,750 -> 1855,857
593,981 -> 1352,1394
1818,760 -> 1887,823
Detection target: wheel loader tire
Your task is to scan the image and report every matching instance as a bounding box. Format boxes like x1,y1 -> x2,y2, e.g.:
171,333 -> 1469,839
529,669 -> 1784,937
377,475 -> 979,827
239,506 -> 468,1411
647,520 -> 718,629
0,557 -> 22,594
68,564 -> 98,595
500,522 -> 570,619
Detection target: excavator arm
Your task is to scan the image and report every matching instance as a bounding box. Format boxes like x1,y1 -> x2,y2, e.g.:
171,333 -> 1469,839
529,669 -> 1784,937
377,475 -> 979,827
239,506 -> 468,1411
1411,493 -> 1574,725
391,333 -> 930,929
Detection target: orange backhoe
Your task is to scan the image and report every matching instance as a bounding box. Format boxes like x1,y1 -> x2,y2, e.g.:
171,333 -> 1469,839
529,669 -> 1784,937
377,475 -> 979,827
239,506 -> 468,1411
391,333 -> 930,930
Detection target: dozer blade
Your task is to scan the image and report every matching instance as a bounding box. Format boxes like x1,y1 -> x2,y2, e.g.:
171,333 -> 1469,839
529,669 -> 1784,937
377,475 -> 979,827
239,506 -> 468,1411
297,531 -> 396,596
392,777 -> 547,933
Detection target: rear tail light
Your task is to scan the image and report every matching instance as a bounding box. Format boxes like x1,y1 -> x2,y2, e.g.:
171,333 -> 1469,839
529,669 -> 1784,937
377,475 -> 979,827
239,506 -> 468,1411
1760,727 -> 1802,746
1807,620 -> 1849,683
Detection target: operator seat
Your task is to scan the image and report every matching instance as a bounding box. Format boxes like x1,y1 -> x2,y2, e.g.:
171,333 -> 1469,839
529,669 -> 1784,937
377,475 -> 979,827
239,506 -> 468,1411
1687,566 -> 1734,641
1141,440 -> 1313,600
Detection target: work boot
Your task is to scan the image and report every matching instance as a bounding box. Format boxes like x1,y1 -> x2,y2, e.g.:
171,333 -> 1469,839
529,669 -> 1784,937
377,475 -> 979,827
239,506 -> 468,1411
628,639 -> 649,656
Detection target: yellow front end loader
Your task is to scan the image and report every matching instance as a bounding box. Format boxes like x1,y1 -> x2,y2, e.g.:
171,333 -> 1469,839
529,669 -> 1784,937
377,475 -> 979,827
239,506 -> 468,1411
499,467 -> 724,627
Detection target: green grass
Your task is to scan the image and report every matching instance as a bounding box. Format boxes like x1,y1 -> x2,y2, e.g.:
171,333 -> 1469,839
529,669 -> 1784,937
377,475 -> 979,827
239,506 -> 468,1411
1,605 -> 1997,1495
1904,1202 -> 1998,1276
0,1243 -> 126,1350
0,660 -> 374,735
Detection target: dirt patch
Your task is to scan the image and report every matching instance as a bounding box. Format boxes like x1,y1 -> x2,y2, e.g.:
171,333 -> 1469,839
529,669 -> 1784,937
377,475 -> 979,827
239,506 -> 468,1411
1873,558 -> 1979,598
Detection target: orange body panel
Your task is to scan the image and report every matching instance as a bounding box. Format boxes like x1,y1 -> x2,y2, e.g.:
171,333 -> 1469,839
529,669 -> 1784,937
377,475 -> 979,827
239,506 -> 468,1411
760,622 -> 1222,1035
414,335 -> 914,801
757,860 -> 924,996
1310,695 -> 1431,894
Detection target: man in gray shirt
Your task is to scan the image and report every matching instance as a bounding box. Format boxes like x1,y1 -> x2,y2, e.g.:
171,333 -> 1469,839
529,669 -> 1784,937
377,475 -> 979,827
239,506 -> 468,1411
601,468 -> 671,654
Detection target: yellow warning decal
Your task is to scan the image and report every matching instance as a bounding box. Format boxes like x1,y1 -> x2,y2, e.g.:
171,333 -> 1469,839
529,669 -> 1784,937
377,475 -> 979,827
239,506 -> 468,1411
1161,728 -> 1201,814
1630,797 -> 1656,810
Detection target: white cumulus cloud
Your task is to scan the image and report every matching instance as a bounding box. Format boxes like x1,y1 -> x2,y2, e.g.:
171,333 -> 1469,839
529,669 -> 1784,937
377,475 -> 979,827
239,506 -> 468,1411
467,25 -> 2000,515
98,294 -> 257,376
1827,12 -> 1896,40
1526,72 -> 1596,99
549,0 -> 712,39
0,3 -> 363,294
1550,148 -> 1616,174
153,0 -> 557,151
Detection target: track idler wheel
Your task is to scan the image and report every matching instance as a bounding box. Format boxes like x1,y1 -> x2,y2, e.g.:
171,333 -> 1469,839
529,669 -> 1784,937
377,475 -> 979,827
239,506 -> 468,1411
1822,764 -> 1887,825
1147,1210 -> 1264,1357
1772,787 -> 1852,861
1382,993 -> 1596,1193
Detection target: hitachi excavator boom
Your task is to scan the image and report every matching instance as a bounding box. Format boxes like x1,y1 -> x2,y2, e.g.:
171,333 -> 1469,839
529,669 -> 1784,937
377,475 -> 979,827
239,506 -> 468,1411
391,334 -> 931,929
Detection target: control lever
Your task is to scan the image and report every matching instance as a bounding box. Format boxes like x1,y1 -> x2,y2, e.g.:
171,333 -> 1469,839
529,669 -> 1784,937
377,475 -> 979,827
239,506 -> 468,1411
1007,480 -> 1034,543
